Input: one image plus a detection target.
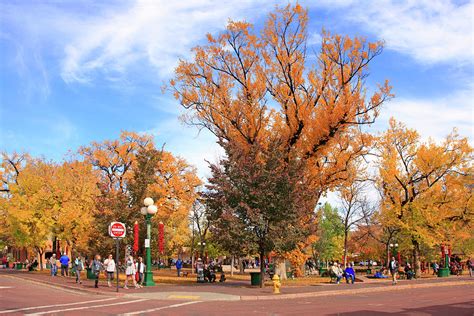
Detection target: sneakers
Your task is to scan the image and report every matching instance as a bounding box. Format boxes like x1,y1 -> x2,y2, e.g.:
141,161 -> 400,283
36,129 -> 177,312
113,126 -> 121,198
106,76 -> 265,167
123,286 -> 129,289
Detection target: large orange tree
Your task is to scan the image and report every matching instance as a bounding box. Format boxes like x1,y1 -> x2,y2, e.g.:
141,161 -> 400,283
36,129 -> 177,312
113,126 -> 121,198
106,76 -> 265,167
172,4 -> 391,283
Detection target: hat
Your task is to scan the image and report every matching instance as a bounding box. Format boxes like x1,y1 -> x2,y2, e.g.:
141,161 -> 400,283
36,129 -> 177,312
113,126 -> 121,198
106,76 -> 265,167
333,262 -> 337,266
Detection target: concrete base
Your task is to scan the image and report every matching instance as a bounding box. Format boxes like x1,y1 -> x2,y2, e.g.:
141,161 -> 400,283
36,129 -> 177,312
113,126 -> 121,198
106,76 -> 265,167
143,271 -> 156,286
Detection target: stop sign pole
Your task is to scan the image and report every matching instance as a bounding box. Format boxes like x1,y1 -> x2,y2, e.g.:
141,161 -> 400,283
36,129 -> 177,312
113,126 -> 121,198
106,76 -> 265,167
109,222 -> 126,293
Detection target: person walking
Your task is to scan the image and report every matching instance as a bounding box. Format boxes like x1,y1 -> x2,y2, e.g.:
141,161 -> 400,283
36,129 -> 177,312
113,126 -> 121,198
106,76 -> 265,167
74,255 -> 84,284
91,255 -> 103,288
176,257 -> 183,277
59,253 -> 70,277
389,256 -> 398,285
104,254 -> 116,287
467,258 -> 473,277
135,257 -> 145,286
49,254 -> 57,276
124,255 -> 139,289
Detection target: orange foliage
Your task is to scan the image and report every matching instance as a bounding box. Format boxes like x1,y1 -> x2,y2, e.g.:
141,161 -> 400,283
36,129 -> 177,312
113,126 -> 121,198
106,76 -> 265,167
172,4 -> 392,201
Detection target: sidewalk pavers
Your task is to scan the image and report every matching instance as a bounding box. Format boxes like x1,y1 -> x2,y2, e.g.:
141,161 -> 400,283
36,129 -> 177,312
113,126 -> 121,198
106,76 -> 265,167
1,268 -> 472,301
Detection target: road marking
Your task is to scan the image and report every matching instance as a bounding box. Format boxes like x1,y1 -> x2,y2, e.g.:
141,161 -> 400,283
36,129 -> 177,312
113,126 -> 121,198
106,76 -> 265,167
0,286 -> 12,289
0,297 -> 118,314
167,294 -> 201,300
26,299 -> 148,315
121,301 -> 202,315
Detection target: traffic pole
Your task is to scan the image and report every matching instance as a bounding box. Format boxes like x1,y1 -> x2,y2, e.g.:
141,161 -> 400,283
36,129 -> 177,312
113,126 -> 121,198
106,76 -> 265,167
116,238 -> 119,293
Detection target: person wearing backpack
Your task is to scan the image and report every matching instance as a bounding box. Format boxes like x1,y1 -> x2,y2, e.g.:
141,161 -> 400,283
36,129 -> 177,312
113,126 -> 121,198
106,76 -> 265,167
91,255 -> 103,288
74,255 -> 84,284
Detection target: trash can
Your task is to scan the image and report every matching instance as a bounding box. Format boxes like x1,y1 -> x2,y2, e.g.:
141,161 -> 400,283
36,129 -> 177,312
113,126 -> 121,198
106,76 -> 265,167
250,272 -> 261,286
437,268 -> 450,277
86,268 -> 95,279
367,268 -> 372,275
16,263 -> 23,270
319,268 -> 328,276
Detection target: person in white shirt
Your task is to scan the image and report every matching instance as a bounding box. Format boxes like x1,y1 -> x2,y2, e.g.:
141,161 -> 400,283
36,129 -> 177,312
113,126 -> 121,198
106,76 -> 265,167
124,255 -> 139,289
103,254 -> 116,287
135,257 -> 145,286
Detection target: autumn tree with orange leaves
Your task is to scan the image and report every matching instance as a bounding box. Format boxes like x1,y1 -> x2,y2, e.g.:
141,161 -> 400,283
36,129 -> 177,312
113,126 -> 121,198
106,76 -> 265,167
80,131 -> 201,256
172,4 -> 391,284
377,119 -> 473,277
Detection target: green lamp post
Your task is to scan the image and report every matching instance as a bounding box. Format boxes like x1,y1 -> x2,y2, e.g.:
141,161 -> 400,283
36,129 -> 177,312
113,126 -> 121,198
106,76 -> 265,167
141,197 -> 157,286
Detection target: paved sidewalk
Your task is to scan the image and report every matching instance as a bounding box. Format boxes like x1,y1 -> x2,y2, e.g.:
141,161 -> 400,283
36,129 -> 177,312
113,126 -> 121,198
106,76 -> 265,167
2,269 -> 473,302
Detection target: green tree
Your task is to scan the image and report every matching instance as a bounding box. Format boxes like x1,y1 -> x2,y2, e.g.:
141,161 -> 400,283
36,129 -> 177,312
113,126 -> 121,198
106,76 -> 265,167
313,203 -> 344,264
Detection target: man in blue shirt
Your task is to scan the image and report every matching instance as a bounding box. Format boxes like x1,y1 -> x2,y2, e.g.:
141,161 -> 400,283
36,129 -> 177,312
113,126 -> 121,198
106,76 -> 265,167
344,263 -> 356,284
59,253 -> 70,277
176,258 -> 183,277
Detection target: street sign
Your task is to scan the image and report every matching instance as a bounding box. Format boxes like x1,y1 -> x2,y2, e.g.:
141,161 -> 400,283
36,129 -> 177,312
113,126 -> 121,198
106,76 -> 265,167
109,222 -> 126,238
145,239 -> 150,248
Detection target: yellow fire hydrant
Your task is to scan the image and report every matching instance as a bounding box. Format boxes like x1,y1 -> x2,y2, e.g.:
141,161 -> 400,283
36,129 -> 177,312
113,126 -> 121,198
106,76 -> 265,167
272,274 -> 281,294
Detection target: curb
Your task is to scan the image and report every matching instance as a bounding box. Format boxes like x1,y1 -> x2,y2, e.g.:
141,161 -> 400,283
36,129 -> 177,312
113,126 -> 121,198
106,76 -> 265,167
239,280 -> 474,301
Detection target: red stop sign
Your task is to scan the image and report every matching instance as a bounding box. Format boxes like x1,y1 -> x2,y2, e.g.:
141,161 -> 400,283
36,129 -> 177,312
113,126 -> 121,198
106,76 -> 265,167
109,222 -> 126,238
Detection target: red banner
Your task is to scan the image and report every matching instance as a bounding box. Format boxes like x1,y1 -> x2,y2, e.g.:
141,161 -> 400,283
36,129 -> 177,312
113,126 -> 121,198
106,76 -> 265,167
158,222 -> 165,255
133,221 -> 139,253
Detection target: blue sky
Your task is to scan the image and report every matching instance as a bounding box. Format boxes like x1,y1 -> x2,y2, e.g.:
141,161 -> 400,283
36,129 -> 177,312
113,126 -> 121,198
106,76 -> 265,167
1,0 -> 473,181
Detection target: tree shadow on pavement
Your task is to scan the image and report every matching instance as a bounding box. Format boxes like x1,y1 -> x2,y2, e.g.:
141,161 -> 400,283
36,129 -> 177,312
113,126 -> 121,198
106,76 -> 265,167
329,300 -> 474,316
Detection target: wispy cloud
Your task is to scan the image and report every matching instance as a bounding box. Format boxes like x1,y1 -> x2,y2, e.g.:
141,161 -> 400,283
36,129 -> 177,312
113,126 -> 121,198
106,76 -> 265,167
59,0 -> 271,84
146,116 -> 224,180
376,85 -> 474,142
311,0 -> 474,65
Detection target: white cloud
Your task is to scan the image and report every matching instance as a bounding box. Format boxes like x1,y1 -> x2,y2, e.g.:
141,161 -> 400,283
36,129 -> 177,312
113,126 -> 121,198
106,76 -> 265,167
376,85 -> 474,142
59,0 -> 272,84
311,0 -> 474,65
146,115 -> 224,180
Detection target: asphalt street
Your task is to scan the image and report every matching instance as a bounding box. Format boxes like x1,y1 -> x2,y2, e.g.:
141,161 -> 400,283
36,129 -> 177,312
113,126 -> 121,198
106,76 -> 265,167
0,273 -> 473,315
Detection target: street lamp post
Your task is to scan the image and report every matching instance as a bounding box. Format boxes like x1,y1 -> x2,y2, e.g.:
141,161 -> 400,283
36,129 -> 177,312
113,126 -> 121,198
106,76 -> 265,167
141,197 -> 157,286
389,243 -> 399,263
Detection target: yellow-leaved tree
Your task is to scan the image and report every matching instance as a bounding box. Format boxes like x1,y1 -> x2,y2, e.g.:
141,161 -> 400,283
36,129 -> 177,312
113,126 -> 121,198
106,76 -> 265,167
1,155 -> 99,269
377,119 -> 473,277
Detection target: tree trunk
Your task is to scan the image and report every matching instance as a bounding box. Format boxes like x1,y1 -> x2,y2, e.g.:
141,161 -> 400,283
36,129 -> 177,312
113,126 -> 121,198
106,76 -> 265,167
239,258 -> 244,274
36,247 -> 44,271
231,255 -> 234,276
259,250 -> 265,288
343,230 -> 348,267
412,238 -> 421,278
386,243 -> 391,268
